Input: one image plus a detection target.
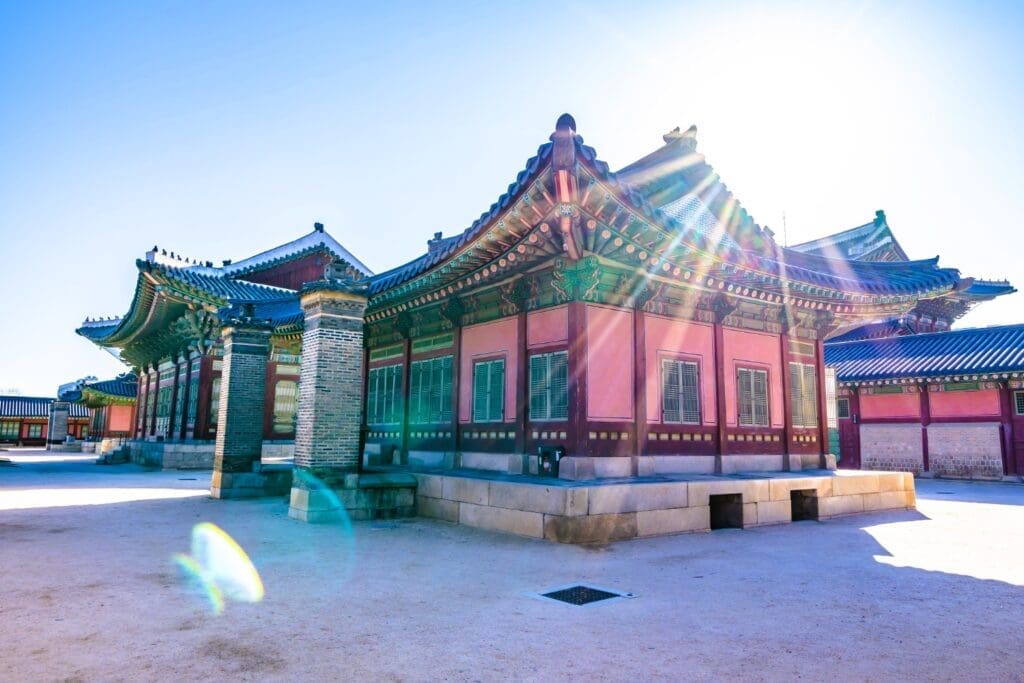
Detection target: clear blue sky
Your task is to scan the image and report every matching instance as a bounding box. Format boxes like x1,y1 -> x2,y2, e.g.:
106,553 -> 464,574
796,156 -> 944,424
1,0 -> 1021,395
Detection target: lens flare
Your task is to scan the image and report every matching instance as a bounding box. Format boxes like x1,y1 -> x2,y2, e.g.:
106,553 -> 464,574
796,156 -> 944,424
173,522 -> 263,615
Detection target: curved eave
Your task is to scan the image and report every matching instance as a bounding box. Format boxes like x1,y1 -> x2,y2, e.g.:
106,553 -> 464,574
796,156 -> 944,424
575,141 -> 962,301
79,386 -> 136,407
366,142 -> 554,299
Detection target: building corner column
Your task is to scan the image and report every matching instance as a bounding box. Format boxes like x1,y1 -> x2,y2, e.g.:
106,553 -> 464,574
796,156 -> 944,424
289,278 -> 416,523
211,312 -> 277,499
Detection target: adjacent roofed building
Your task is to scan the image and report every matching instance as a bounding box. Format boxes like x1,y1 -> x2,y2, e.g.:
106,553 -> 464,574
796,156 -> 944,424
75,114 -> 1014,514
0,397 -> 90,447
59,373 -> 138,443
825,325 -> 1024,480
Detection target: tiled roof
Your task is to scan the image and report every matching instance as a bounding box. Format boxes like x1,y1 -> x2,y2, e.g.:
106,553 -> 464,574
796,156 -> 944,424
828,319 -> 915,344
790,212 -> 909,262
367,143 -> 553,294
222,228 -> 373,277
142,261 -> 292,303
574,137 -> 963,296
87,374 -> 137,399
964,279 -> 1016,299
77,318 -> 123,340
825,324 -> 1024,382
0,396 -> 90,418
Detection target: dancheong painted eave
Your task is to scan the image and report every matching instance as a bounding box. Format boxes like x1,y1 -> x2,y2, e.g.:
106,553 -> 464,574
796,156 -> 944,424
825,323 -> 1024,384
362,115 -> 964,326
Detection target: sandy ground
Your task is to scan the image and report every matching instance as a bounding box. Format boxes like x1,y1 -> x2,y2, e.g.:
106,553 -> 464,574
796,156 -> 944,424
1,453 -> 1022,682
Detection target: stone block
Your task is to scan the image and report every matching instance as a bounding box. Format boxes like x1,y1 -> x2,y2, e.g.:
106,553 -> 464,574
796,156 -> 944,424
818,494 -> 865,518
862,491 -> 911,512
831,473 -> 880,497
742,502 -> 757,527
416,496 -> 459,523
650,455 -> 716,474
442,476 -> 489,505
877,473 -> 906,493
592,457 -> 634,479
507,455 -> 525,475
587,482 -> 688,515
558,457 -> 595,481
412,473 -> 443,499
460,451 -> 509,472
636,507 -> 710,536
487,481 -> 569,515
459,503 -> 544,538
755,500 -> 792,526
543,512 -> 638,544
721,454 -> 784,473
769,477 -> 831,501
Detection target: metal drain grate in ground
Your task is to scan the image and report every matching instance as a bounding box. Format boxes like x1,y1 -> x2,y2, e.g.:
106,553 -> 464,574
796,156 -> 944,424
542,585 -> 622,606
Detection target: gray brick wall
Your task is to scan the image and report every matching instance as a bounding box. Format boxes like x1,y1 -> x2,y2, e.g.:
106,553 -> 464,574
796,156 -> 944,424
213,325 -> 271,473
927,423 -> 1004,479
294,289 -> 367,472
860,423 -> 924,474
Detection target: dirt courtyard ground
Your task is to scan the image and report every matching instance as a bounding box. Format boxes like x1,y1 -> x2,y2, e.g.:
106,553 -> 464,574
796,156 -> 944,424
1,453 -> 1022,681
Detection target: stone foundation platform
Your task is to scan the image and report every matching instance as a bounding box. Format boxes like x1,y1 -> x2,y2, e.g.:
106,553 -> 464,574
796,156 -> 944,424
288,472 -> 417,522
126,439 -> 294,470
411,468 -> 915,544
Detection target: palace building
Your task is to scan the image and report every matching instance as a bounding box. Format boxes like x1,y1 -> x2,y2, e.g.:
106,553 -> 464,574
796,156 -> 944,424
76,115 -> 1010,516
0,396 -> 90,447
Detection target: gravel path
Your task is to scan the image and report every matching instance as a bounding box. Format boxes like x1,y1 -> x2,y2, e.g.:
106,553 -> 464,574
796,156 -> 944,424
1,454 -> 1022,681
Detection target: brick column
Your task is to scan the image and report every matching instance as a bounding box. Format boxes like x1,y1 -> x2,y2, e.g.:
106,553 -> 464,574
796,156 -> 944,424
290,280 -> 384,522
47,401 -> 70,448
210,319 -> 272,499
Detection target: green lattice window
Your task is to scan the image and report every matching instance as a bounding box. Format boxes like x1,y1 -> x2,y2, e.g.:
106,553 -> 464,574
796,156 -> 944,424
367,364 -> 404,425
473,359 -> 505,423
1015,391 -> 1024,416
737,367 -> 769,427
789,362 -> 818,428
0,422 -> 18,439
410,356 -> 453,424
661,359 -> 701,424
530,351 -> 568,421
26,424 -> 42,438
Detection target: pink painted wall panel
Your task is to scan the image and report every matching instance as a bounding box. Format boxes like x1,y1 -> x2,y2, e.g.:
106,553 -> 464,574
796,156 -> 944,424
108,405 -> 134,432
527,305 -> 568,348
643,314 -> 716,424
459,317 -> 518,423
723,328 -> 783,428
586,305 -> 634,421
860,392 -> 921,419
929,388 -> 1001,418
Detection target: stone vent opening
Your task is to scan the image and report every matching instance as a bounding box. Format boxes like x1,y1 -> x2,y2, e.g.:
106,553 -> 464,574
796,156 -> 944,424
542,585 -> 622,606
790,489 -> 819,521
709,494 -> 743,529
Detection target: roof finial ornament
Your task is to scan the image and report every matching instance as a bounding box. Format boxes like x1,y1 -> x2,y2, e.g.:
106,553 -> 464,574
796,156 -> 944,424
555,113 -> 576,134
874,209 -> 886,226
314,222 -> 324,233
663,124 -> 698,146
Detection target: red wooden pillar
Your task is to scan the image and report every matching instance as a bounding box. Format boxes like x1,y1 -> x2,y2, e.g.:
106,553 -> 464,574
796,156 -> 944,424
778,332 -> 793,469
179,355 -> 193,441
633,308 -> 648,457
263,359 -> 278,440
567,301 -> 589,457
998,382 -> 1015,476
399,337 -> 412,462
167,356 -> 181,441
148,368 -> 158,437
713,322 -> 729,471
514,312 -> 528,455
814,339 -> 830,461
451,326 -> 462,456
134,371 -> 145,439
195,356 -> 213,439
920,384 -> 931,472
